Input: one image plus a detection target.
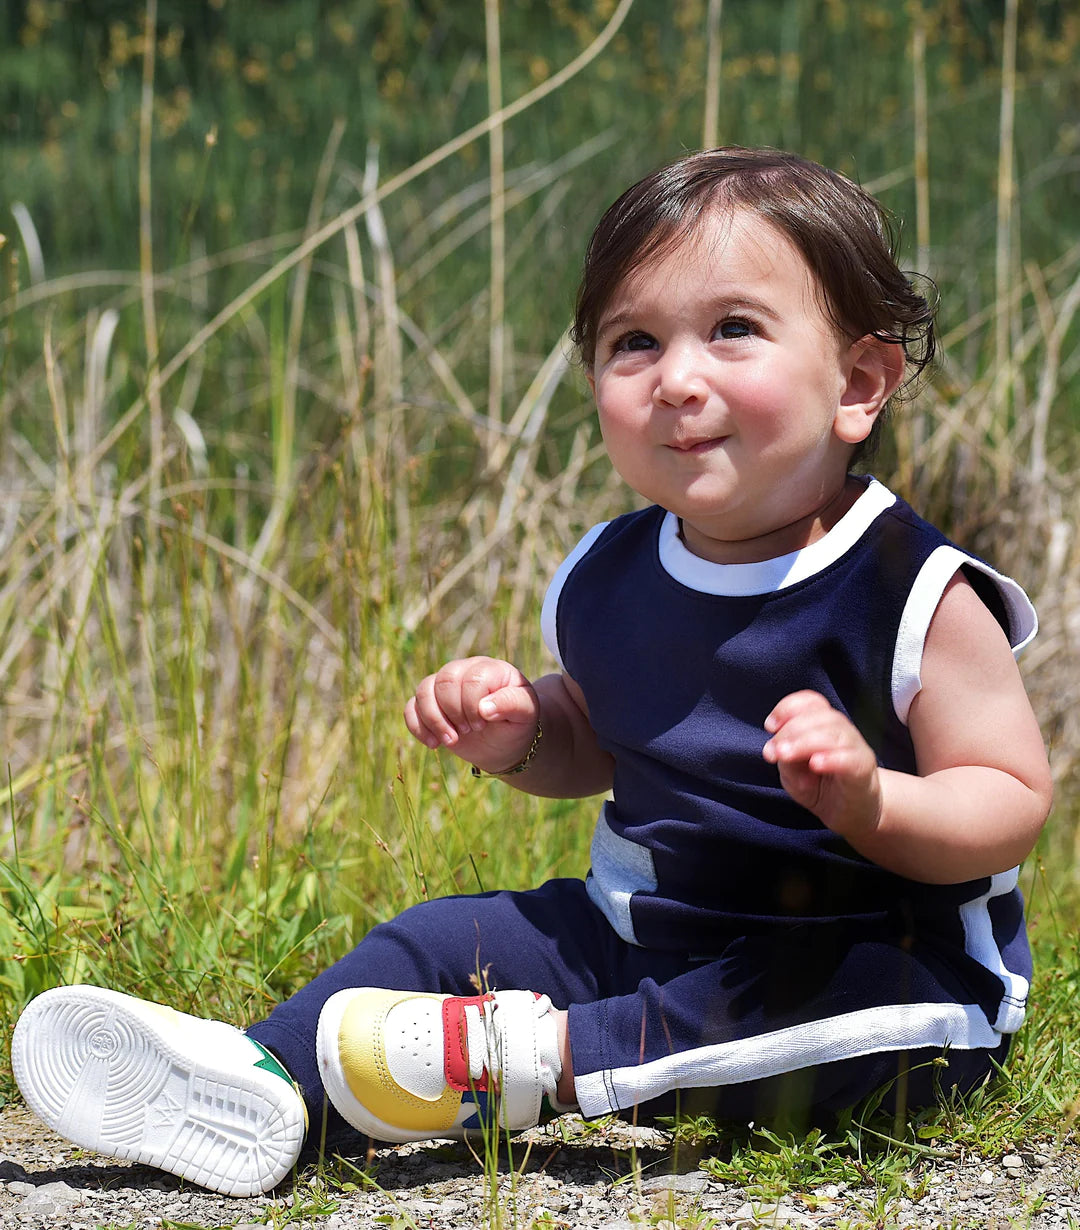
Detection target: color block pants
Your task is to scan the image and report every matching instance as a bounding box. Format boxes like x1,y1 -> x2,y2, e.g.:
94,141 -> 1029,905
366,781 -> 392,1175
246,878 -> 1010,1143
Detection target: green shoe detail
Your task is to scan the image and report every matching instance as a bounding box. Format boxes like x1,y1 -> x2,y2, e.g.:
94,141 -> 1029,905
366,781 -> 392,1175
250,1039 -> 293,1083
250,1039 -> 309,1133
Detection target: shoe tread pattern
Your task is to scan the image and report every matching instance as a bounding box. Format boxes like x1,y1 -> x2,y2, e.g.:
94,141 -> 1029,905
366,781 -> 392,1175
12,987 -> 304,1196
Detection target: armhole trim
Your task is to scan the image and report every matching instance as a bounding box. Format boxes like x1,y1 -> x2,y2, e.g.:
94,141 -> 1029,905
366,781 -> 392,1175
540,522 -> 609,671
892,545 -> 1038,725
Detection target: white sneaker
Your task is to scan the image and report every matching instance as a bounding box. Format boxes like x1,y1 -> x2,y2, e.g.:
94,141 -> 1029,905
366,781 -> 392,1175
12,985 -> 307,1196
316,987 -> 567,1144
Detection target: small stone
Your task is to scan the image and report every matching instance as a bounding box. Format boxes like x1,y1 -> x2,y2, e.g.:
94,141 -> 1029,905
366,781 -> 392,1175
1002,1154 -> 1025,1171
697,1195 -> 730,1212
6,1182 -> 35,1196
979,1169 -> 996,1185
406,1199 -> 441,1215
17,1180 -> 86,1216
774,1205 -> 818,1228
643,1172 -> 709,1194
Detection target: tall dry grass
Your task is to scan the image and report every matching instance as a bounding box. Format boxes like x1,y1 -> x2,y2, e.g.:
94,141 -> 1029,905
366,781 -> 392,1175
0,0 -> 1077,1041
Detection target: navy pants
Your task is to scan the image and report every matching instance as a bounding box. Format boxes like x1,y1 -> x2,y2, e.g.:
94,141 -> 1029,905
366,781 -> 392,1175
247,878 -> 1009,1142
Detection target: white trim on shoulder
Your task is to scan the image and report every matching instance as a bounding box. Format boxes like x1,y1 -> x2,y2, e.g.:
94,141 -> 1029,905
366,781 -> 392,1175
540,522 -> 609,670
574,999 -> 1001,1118
891,545 -> 1039,724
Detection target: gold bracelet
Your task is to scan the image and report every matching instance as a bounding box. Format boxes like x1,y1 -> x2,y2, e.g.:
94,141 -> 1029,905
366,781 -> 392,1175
470,722 -> 543,778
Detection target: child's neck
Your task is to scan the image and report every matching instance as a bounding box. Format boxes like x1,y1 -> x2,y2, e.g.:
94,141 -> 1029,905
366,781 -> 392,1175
678,477 -> 864,565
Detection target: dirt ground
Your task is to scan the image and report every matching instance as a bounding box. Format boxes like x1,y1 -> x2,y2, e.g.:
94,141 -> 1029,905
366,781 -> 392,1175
0,1100 -> 1077,1229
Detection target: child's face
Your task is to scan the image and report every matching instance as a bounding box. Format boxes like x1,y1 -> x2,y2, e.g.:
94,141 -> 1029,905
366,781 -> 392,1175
588,207 -> 881,563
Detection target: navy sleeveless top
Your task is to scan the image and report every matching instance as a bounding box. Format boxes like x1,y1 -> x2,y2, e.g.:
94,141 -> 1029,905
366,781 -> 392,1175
542,479 -> 1038,1032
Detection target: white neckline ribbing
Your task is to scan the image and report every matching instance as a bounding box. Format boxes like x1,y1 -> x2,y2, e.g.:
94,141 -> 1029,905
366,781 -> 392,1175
656,478 -> 897,597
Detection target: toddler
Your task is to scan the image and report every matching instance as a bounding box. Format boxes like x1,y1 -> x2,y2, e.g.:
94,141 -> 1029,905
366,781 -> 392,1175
13,147 -> 1052,1196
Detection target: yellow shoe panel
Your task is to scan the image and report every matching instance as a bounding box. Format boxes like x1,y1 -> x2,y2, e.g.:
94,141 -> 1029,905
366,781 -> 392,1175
337,990 -> 464,1135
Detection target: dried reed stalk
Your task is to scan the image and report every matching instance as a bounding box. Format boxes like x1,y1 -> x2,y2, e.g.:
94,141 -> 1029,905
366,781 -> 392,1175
486,0 -> 507,440
992,0 -> 1019,432
138,0 -> 161,677
702,0 -> 724,150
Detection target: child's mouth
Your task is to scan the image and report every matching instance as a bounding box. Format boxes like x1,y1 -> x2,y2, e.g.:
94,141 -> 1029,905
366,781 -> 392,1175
668,436 -> 726,454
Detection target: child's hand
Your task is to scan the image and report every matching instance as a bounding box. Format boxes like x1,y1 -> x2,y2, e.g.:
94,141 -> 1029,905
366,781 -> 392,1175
404,656 -> 542,774
762,690 -> 882,839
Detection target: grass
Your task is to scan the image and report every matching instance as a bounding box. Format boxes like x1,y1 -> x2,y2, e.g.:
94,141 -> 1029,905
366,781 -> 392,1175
1,1 -> 1080,1227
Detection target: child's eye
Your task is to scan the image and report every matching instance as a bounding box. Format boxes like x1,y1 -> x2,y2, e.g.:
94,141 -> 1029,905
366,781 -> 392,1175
613,331 -> 656,353
713,318 -> 754,340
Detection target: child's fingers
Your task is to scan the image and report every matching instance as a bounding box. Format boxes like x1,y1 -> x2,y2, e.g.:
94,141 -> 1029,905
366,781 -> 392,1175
403,694 -> 443,750
805,743 -> 869,776
763,693 -> 881,833
417,661 -> 488,741
408,658 -> 533,746
408,674 -> 462,747
762,708 -> 830,763
454,659 -> 516,730
477,684 -> 540,725
765,719 -> 838,762
763,689 -> 831,734
438,658 -> 525,733
763,708 -> 865,773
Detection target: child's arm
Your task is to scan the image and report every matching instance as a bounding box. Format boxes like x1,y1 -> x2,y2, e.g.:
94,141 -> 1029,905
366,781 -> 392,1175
762,574 -> 1053,884
404,656 -> 615,799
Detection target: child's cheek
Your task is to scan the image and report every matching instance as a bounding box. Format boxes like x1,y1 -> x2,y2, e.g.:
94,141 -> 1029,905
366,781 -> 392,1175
727,377 -> 790,439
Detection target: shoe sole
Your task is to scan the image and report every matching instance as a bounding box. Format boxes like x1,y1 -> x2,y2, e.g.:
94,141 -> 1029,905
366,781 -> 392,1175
12,986 -> 306,1196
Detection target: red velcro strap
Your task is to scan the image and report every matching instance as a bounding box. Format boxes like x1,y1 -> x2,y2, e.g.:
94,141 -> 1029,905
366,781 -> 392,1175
442,993 -> 494,1092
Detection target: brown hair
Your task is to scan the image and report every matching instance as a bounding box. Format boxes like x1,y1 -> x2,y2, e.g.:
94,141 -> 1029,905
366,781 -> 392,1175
571,147 -> 936,464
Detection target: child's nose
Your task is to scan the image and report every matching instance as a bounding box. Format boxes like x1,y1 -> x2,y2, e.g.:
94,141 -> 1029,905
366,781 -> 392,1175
652,342 -> 709,407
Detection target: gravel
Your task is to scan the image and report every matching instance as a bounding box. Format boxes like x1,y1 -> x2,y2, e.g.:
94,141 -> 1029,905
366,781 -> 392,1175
0,1101 -> 1076,1229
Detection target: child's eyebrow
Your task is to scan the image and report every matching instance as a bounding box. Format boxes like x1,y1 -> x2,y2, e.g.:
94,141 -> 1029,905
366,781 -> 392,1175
596,293 -> 782,341
594,310 -> 636,340
713,294 -> 782,321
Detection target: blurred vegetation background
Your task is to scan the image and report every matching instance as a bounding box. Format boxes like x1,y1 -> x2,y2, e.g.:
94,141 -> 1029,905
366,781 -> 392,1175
5,0 -> 1079,451
0,0 -> 1077,1120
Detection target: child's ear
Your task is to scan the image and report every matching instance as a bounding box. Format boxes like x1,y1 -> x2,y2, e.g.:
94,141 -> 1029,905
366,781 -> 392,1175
834,337 -> 906,445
